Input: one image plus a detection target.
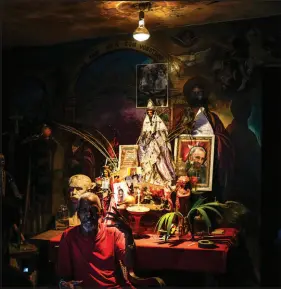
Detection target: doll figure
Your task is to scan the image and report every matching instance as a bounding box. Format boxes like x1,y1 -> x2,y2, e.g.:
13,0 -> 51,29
175,176 -> 191,235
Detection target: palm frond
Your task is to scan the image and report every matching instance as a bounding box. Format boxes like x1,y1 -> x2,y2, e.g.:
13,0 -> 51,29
192,198 -> 206,209
202,205 -> 223,219
197,208 -> 212,228
55,123 -> 118,170
93,128 -> 118,160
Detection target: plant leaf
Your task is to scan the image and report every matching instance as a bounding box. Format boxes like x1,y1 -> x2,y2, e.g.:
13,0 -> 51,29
155,213 -> 169,232
197,208 -> 212,228
203,205 -> 223,219
205,201 -> 227,208
192,198 -> 206,210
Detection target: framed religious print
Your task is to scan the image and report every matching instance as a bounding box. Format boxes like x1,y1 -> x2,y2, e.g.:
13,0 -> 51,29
174,135 -> 215,191
136,63 -> 169,108
118,145 -> 139,170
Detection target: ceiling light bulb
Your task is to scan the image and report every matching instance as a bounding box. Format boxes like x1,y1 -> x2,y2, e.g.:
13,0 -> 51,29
133,11 -> 150,42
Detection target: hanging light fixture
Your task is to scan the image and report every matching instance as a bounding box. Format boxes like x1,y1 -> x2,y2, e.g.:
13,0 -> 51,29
133,11 -> 150,42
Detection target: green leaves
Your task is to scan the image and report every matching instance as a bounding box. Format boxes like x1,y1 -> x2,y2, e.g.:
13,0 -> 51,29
155,211 -> 183,241
197,208 -> 211,228
155,198 -> 248,240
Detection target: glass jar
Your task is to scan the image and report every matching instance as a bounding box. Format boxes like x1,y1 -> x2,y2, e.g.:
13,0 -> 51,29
55,205 -> 69,230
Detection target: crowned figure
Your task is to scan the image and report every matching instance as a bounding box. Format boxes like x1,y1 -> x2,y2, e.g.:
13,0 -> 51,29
138,99 -> 176,186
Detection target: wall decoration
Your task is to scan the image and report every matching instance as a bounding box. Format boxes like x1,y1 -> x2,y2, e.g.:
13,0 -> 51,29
118,145 -> 139,170
171,29 -> 198,48
174,135 -> 215,191
172,48 -> 211,67
136,63 -> 169,108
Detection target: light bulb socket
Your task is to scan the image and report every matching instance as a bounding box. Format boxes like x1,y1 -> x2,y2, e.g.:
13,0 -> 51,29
139,11 -> 145,20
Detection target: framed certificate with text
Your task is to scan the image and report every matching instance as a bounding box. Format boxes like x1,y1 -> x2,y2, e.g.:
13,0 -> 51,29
118,145 -> 139,170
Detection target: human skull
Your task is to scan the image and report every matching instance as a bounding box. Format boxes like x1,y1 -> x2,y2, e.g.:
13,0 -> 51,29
69,174 -> 94,203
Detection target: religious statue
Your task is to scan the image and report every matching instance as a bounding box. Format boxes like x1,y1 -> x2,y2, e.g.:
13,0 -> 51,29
68,174 -> 96,226
138,99 -> 176,186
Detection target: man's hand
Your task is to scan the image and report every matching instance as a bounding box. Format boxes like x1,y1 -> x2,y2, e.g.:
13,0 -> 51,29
59,280 -> 83,289
106,207 -> 133,241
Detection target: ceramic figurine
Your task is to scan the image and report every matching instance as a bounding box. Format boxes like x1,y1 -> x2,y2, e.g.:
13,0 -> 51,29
175,176 -> 191,235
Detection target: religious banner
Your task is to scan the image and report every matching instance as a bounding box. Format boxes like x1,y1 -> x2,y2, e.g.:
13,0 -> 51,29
174,135 -> 215,191
118,145 -> 139,170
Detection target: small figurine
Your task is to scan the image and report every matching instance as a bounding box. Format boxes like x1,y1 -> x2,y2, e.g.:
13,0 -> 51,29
175,176 -> 191,235
101,167 -> 111,190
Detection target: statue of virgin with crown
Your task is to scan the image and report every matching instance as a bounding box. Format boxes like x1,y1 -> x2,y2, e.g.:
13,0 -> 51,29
137,99 -> 176,186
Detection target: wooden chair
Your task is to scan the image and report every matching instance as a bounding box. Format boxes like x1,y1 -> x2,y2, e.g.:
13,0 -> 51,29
118,260 -> 165,287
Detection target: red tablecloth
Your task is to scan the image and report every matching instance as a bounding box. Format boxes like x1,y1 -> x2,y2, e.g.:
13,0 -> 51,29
49,228 -> 237,274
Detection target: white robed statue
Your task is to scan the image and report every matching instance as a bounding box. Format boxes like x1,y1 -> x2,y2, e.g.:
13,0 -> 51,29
138,100 -> 176,186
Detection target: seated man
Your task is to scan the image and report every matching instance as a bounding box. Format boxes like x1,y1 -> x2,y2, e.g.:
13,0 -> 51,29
57,192 -> 135,289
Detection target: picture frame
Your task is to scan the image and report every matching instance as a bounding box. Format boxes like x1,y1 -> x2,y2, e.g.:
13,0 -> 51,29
118,145 -> 139,170
136,63 -> 169,108
174,134 -> 215,191
113,181 -> 129,205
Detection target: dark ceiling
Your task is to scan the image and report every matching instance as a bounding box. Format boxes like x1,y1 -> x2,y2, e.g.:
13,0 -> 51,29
3,0 -> 281,47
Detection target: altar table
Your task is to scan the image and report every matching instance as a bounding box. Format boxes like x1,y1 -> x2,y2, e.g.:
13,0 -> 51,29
45,228 -> 237,274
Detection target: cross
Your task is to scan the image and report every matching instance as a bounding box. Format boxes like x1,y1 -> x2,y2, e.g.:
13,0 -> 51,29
9,112 -> 23,135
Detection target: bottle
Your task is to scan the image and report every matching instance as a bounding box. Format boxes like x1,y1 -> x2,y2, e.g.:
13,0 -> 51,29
55,205 -> 69,230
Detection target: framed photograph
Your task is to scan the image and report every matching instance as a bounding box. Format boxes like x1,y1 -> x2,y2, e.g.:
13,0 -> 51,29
136,63 -> 169,108
174,135 -> 215,191
118,145 -> 139,170
113,181 -> 129,205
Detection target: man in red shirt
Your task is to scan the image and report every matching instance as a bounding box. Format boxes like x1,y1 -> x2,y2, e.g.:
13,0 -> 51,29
57,192 -> 135,288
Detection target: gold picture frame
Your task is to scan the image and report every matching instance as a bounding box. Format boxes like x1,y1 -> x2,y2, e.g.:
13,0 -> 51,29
174,134 -> 215,191
118,145 -> 139,170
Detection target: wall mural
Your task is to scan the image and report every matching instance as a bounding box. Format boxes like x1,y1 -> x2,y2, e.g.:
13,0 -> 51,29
73,22 -> 280,146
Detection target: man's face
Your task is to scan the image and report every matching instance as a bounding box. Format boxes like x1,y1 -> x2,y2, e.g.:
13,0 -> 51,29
78,198 -> 100,233
190,148 -> 206,168
69,175 -> 91,203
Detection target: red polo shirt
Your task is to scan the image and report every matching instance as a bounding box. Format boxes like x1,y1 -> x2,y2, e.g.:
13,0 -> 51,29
57,223 -> 134,288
